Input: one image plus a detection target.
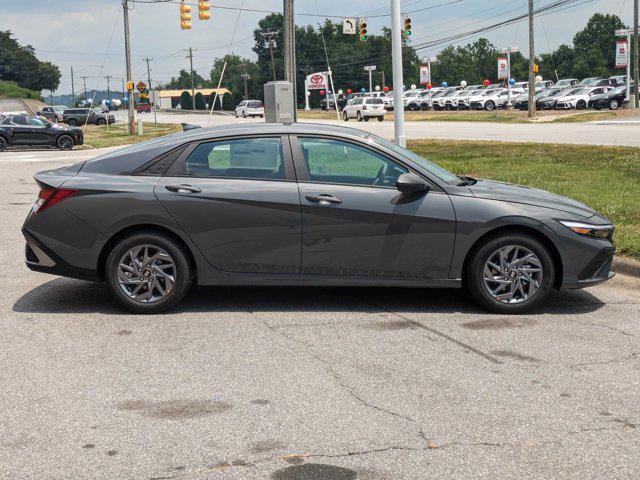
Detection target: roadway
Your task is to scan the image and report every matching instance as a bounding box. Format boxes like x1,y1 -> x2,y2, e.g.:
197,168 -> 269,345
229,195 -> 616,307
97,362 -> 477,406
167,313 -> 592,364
121,110 -> 640,147
1,146 -> 639,479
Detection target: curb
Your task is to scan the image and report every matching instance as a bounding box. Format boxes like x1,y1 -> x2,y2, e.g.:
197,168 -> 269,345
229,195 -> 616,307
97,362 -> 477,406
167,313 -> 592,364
612,256 -> 640,278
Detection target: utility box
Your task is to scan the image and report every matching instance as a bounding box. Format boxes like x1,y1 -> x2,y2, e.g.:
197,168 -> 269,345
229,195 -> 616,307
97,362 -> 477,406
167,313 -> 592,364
263,81 -> 295,124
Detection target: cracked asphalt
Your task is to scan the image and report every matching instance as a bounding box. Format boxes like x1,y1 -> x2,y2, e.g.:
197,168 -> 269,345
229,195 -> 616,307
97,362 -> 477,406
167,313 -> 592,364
1,149 -> 639,480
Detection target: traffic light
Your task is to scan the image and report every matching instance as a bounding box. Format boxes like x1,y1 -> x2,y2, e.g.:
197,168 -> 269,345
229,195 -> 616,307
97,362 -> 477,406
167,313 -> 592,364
359,19 -> 367,42
404,17 -> 412,36
198,0 -> 211,20
180,1 -> 191,30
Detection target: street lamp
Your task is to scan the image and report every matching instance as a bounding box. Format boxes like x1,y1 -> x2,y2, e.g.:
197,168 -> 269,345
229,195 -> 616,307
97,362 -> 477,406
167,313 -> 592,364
499,47 -> 519,109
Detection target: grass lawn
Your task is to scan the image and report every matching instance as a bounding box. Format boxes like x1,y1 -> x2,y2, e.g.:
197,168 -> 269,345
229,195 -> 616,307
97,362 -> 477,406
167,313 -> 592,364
82,123 -> 181,149
407,140 -> 640,260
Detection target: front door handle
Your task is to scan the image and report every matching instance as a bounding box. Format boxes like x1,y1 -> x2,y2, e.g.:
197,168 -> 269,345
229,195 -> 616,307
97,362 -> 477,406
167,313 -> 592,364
165,184 -> 202,194
305,194 -> 343,205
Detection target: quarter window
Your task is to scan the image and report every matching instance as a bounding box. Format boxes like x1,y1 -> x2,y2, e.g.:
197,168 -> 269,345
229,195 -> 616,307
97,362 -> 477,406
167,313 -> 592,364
298,137 -> 408,187
185,137 -> 284,180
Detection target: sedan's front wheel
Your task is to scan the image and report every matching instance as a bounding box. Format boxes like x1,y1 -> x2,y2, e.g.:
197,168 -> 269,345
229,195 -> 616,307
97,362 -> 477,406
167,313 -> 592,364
467,233 -> 554,314
106,232 -> 192,313
57,135 -> 75,150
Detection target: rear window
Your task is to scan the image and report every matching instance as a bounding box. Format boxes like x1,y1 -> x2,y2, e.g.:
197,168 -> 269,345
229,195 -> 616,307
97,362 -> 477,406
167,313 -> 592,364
248,101 -> 263,108
367,98 -> 384,105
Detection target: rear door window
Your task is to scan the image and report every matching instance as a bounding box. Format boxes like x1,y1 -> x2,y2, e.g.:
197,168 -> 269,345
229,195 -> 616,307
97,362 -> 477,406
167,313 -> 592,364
184,137 -> 284,180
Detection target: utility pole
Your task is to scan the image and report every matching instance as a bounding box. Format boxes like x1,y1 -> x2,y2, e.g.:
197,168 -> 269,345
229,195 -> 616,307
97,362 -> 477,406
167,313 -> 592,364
184,47 -> 197,108
104,74 -> 113,104
122,0 -> 135,135
391,0 -> 405,147
70,67 -> 76,107
381,71 -> 386,91
240,73 -> 250,99
283,0 -> 297,121
634,0 -> 639,108
143,57 -> 157,124
80,76 -> 88,104
262,31 -> 278,81
49,90 -> 54,105
527,0 -> 536,118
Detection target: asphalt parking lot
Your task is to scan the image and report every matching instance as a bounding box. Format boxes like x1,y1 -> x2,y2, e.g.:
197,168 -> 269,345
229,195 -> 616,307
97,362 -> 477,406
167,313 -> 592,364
1,148 -> 639,479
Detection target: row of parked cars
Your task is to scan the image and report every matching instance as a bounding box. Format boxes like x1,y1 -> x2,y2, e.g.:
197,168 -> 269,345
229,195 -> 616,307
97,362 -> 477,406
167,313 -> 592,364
36,106 -> 116,126
321,75 -> 634,114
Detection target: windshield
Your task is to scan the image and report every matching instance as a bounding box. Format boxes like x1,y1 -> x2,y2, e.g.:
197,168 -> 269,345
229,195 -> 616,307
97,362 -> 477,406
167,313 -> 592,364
370,135 -> 460,185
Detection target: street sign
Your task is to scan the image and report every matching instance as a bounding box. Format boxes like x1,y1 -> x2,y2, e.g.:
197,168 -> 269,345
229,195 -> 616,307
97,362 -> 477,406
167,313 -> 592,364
364,65 -> 377,72
136,81 -> 147,93
497,58 -> 508,79
307,73 -> 327,90
419,66 -> 429,84
343,17 -> 356,35
615,40 -> 629,68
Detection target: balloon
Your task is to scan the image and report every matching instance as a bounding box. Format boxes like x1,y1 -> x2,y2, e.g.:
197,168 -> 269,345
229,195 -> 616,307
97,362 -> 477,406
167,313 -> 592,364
535,75 -> 543,83
410,84 -> 416,90
383,86 -> 389,92
346,88 -> 352,94
483,79 -> 490,87
338,89 -> 343,95
375,85 -> 381,91
461,80 -> 467,88
426,83 -> 432,90
327,90 -> 332,95
319,90 -> 325,95
441,82 -> 448,88
360,87 -> 366,93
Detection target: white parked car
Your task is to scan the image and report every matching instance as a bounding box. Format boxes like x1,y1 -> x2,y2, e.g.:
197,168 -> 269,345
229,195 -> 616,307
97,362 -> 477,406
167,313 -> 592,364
235,100 -> 264,118
554,86 -> 612,109
431,87 -> 464,110
342,97 -> 386,122
469,88 -> 524,110
454,89 -> 483,110
363,91 -> 392,109
401,90 -> 424,108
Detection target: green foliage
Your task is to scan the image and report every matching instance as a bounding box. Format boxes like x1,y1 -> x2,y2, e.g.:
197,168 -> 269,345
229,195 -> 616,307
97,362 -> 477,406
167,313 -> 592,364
162,69 -> 210,90
194,92 -> 206,110
210,54 -> 260,109
179,91 -> 193,110
0,31 -> 61,92
0,80 -> 43,100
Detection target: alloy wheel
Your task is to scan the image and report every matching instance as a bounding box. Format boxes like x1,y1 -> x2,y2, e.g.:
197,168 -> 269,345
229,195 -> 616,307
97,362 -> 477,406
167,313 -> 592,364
58,136 -> 73,150
117,244 -> 176,304
482,245 -> 543,304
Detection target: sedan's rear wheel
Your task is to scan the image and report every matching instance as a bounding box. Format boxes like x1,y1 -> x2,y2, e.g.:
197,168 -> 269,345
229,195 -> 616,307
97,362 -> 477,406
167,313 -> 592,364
106,232 -> 192,313
57,135 -> 74,150
0,136 -> 7,152
467,233 -> 554,314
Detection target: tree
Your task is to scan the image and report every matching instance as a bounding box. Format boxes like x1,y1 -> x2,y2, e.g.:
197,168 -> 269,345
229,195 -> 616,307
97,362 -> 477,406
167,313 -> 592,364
180,91 -> 193,110
194,92 -> 206,110
573,14 -> 626,72
162,69 -> 209,90
210,54 -> 259,109
0,31 -> 61,92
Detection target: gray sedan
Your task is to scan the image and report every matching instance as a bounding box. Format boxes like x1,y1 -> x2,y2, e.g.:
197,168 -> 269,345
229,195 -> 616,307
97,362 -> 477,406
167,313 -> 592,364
22,123 -> 615,313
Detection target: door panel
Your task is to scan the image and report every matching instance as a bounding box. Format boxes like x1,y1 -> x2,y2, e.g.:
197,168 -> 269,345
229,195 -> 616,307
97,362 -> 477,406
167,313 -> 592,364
298,184 -> 456,278
154,136 -> 302,274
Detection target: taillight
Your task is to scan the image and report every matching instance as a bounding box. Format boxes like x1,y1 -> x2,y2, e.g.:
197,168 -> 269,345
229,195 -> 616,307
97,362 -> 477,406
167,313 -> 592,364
33,188 -> 77,214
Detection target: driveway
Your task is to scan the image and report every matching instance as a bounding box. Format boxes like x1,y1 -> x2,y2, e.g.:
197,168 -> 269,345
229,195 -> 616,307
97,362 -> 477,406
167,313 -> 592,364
1,149 -> 639,480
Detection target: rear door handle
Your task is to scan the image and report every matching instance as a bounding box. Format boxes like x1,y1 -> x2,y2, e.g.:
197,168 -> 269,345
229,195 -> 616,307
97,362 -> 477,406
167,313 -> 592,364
165,184 -> 202,194
305,194 -> 343,205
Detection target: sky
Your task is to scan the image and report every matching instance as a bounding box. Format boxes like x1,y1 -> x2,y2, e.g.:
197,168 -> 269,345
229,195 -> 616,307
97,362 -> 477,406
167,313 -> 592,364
0,0 -> 633,94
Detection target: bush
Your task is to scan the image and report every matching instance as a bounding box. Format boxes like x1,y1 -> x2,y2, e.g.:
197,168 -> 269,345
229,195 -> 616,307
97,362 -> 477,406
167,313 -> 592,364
0,80 -> 43,101
180,91 -> 193,110
194,92 -> 206,110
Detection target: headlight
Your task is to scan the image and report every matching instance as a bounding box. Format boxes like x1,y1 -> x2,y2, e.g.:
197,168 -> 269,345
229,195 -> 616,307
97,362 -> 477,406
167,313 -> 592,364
558,220 -> 614,239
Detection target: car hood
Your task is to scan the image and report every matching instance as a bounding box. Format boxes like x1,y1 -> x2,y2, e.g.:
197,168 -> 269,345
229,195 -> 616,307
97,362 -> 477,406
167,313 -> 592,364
468,179 -> 596,218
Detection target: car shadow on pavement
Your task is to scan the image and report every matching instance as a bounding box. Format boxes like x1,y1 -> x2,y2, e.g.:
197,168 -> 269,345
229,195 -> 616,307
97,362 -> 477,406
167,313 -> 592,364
12,277 -> 606,316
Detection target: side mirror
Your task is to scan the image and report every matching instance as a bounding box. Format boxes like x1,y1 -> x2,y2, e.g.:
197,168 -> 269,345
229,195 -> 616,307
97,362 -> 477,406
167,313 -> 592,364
396,173 -> 429,194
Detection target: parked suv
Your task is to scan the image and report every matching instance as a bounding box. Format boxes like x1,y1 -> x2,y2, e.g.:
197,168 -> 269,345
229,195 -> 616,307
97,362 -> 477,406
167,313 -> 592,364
235,100 -> 264,118
342,97 -> 386,122
62,108 -> 116,126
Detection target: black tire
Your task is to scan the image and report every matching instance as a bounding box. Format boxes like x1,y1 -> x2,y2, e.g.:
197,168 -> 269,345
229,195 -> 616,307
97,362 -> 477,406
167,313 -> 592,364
0,136 -> 7,152
609,99 -> 620,110
377,116 -> 384,122
105,232 -> 192,314
67,118 -> 77,127
466,233 -> 555,314
343,111 -> 349,121
242,111 -> 247,118
364,116 -> 370,122
260,115 -> 264,118
576,100 -> 586,110
485,100 -> 495,111
97,118 -> 106,126
57,134 -> 74,150
357,111 -> 363,122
